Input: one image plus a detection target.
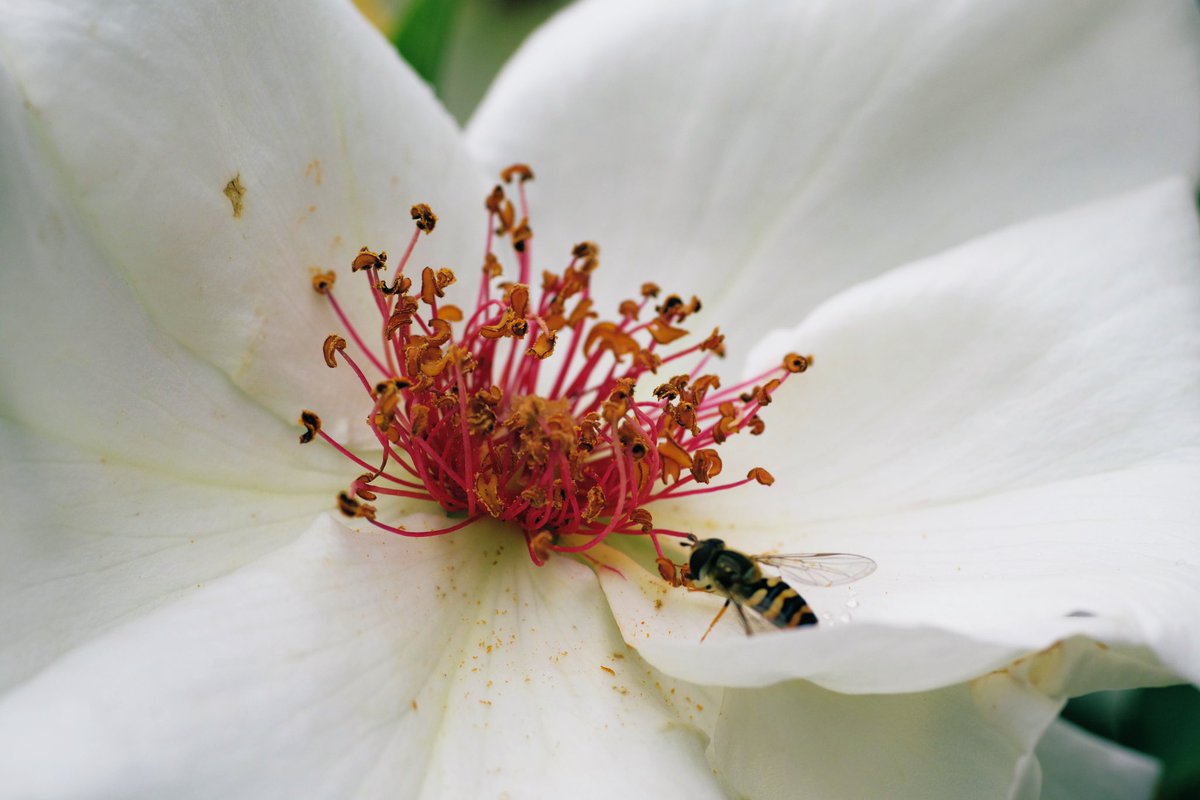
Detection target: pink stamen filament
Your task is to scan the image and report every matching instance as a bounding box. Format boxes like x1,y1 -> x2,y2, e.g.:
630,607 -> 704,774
302,183 -> 805,567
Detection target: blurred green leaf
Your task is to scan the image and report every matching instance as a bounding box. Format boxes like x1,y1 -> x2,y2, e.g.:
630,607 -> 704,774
436,0 -> 571,123
1065,685 -> 1200,800
392,0 -> 464,87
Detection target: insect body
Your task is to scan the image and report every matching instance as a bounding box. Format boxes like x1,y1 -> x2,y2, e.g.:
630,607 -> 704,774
683,536 -> 876,640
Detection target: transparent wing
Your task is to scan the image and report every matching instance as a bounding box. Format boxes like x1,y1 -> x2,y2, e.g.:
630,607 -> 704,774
715,595 -> 779,638
739,599 -> 782,635
752,553 -> 877,587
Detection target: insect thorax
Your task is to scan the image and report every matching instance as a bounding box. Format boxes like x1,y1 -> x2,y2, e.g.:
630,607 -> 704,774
706,549 -> 759,590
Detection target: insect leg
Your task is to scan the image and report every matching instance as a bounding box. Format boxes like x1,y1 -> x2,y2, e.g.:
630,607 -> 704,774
700,599 -> 731,643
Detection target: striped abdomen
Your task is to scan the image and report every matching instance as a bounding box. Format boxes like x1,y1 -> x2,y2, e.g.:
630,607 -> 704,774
737,577 -> 818,627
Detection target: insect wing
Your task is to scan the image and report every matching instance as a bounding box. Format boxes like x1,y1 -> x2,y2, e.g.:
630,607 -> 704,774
731,595 -> 783,636
701,595 -> 776,640
752,553 -> 877,587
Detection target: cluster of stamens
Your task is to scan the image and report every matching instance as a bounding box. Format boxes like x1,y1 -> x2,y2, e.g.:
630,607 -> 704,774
299,165 -> 810,572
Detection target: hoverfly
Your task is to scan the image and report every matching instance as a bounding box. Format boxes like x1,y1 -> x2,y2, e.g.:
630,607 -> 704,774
679,535 -> 876,641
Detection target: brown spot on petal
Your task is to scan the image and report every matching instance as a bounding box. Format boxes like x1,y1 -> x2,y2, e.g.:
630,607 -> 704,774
305,159 -> 323,185
223,174 -> 245,218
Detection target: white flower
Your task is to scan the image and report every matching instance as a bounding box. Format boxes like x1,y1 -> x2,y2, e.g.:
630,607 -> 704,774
1,0 -> 1198,798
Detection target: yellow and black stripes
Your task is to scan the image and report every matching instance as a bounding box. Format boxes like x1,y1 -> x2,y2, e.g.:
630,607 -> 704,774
739,577 -> 817,628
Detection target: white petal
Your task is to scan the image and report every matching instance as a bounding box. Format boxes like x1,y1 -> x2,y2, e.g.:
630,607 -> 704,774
709,671 -> 1061,800
1037,718 -> 1159,800
0,62 -> 346,484
772,463 -> 1200,687
0,516 -> 725,799
597,547 -> 1026,693
468,0 -> 1200,353
0,421 -> 329,691
0,0 -> 486,428
595,542 -> 1182,694
593,182 -> 1200,691
686,179 -> 1200,526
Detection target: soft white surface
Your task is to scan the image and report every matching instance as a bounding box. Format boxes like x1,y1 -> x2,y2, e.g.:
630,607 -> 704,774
720,178 -> 1200,522
0,421 -> 328,692
709,672 -> 1061,800
469,0 -> 1200,357
596,538 -> 1182,694
686,180 -> 1200,523
0,0 -> 487,429
598,185 -> 1200,691
0,516 -> 724,800
1,0 -> 1197,796
0,56 -> 344,485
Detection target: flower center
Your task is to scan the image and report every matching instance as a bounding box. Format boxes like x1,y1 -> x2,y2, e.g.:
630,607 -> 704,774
299,166 -> 810,574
